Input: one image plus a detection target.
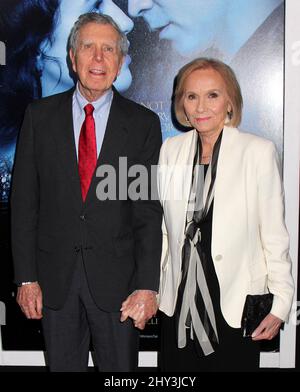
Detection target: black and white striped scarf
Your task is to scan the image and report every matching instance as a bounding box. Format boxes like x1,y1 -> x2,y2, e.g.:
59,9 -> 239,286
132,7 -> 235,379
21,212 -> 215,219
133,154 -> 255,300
176,131 -> 223,356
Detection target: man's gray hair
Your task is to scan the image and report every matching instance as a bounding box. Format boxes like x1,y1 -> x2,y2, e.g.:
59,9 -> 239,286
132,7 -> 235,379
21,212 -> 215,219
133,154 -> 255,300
69,12 -> 128,56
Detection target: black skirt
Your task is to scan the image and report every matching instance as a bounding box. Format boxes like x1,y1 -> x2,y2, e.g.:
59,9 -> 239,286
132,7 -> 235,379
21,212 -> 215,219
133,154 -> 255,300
159,202 -> 260,372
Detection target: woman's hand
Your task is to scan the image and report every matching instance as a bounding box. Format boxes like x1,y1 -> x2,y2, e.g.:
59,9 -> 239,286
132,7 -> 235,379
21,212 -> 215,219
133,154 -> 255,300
251,313 -> 283,341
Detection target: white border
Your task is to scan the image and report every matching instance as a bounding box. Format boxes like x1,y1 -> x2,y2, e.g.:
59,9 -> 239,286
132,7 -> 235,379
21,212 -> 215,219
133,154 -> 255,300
278,0 -> 299,368
261,0 -> 300,368
0,0 -> 299,369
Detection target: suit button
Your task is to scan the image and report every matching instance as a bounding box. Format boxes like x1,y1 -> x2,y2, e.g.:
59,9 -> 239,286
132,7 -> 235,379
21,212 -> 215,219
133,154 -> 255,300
215,255 -> 223,261
74,246 -> 81,253
80,214 -> 86,221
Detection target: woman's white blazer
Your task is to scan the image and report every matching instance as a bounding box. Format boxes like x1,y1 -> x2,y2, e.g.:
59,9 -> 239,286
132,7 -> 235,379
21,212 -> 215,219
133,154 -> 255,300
157,126 -> 294,327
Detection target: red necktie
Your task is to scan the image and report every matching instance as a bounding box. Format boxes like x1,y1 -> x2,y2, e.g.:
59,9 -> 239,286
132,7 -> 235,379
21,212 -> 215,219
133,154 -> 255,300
78,104 -> 97,201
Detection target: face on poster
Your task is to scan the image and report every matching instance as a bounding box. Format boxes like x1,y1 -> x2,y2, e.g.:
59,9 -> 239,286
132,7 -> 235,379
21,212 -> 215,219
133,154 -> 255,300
128,0 -> 282,57
128,0 -> 229,56
127,0 -> 284,155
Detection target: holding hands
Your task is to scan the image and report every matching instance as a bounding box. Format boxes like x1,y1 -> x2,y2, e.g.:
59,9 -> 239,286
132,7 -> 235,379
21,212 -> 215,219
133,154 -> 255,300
120,290 -> 158,330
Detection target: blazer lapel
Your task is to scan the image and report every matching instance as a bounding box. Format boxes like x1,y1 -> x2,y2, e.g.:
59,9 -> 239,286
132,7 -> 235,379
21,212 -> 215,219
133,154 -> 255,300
214,126 -> 239,189
183,129 -> 198,193
170,130 -> 198,243
52,88 -> 83,211
181,129 -> 199,219
212,126 -> 239,248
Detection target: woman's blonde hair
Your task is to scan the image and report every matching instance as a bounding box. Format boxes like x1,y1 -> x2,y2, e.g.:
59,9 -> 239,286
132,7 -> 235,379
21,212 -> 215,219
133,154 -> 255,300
174,57 -> 243,128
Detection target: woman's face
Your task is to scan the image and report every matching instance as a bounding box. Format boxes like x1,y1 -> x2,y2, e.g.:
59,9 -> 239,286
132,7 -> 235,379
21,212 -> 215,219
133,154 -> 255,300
183,68 -> 231,137
128,0 -> 226,56
41,0 -> 133,96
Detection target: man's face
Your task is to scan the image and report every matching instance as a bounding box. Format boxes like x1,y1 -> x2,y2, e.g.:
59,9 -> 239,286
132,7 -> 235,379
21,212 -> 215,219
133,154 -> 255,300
70,22 -> 124,101
42,1 -> 133,95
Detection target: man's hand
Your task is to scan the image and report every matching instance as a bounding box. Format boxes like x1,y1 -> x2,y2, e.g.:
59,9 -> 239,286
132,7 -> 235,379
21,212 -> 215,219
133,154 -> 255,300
251,313 -> 283,341
120,290 -> 158,330
17,282 -> 43,319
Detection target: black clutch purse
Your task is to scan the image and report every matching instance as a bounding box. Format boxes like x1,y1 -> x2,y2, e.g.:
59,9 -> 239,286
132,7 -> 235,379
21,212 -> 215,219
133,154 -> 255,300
241,293 -> 273,337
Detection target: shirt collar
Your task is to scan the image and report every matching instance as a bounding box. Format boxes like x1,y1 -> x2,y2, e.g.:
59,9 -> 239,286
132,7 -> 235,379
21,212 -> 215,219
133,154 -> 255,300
74,83 -> 113,115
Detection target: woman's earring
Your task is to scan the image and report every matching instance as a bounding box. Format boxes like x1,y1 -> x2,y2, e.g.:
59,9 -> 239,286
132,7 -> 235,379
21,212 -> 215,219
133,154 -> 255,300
225,110 -> 233,124
185,115 -> 191,125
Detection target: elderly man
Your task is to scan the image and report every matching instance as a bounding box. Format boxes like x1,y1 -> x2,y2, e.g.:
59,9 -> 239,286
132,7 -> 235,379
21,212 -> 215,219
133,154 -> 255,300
11,13 -> 162,372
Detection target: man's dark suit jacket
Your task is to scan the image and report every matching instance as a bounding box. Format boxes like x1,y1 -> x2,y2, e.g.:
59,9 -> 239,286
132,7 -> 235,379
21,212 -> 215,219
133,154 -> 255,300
11,88 -> 162,312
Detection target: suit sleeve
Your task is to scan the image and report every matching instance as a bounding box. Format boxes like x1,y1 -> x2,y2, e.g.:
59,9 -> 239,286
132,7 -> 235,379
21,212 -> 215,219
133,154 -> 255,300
257,141 -> 294,321
133,113 -> 162,291
11,104 -> 39,284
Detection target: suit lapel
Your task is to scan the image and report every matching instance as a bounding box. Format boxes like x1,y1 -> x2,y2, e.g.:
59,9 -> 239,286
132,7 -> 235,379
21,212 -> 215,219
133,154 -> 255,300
84,90 -> 129,206
52,88 -> 83,211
